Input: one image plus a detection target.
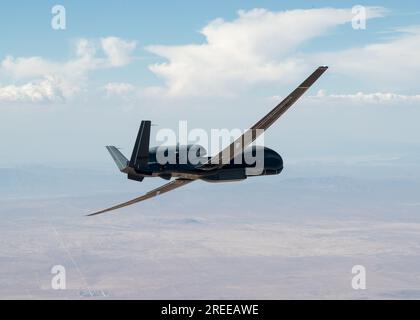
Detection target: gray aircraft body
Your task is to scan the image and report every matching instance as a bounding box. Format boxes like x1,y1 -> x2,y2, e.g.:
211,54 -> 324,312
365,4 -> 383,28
90,66 -> 328,216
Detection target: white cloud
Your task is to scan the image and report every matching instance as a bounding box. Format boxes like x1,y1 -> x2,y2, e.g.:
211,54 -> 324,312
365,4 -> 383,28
0,37 -> 137,103
0,54 -> 88,101
104,82 -> 136,96
1,56 -> 58,79
5,7 -> 420,107
146,7 -> 385,97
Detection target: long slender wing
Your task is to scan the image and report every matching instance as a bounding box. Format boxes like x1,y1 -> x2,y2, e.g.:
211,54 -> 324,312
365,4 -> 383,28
87,178 -> 194,216
201,66 -> 328,169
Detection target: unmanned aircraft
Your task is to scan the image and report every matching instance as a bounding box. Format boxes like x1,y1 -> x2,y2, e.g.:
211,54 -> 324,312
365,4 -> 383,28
89,66 -> 328,216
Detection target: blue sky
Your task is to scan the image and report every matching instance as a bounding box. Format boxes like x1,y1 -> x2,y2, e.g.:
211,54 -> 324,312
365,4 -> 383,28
0,1 -> 419,167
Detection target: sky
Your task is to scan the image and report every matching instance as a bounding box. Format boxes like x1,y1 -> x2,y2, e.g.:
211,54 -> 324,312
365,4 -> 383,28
0,1 -> 420,168
1,1 -> 420,299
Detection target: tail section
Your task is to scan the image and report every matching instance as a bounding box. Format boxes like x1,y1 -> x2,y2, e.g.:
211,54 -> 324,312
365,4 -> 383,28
129,120 -> 151,169
106,146 -> 129,171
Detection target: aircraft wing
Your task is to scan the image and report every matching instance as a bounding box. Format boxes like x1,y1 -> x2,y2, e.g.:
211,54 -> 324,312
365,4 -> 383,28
201,66 -> 328,169
87,178 -> 194,216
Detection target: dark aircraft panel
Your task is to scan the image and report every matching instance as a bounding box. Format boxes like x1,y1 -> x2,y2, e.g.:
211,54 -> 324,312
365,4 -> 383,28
201,168 -> 247,182
90,67 -> 327,216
